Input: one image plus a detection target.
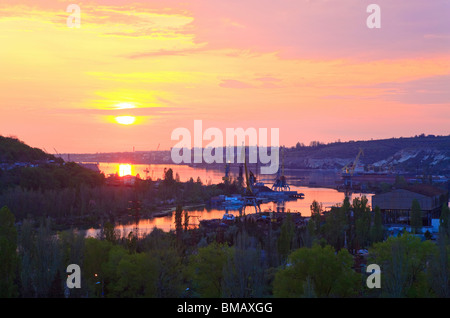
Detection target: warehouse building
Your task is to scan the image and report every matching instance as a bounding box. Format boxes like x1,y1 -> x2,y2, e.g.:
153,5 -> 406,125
371,184 -> 448,228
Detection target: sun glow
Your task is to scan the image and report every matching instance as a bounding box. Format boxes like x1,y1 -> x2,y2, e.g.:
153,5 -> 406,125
115,116 -> 136,125
115,102 -> 136,110
119,164 -> 132,177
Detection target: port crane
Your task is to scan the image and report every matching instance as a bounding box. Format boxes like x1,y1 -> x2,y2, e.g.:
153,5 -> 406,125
223,161 -> 231,183
53,148 -> 63,161
144,143 -> 160,180
223,144 -> 232,183
341,148 -> 364,190
241,143 -> 260,213
272,146 -> 290,191
342,148 -> 364,176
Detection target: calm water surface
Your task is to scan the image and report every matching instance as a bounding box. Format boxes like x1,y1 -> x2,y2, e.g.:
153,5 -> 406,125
85,163 -> 373,237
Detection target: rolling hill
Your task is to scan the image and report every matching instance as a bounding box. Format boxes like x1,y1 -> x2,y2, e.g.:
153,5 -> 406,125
284,135 -> 450,174
0,135 -> 57,163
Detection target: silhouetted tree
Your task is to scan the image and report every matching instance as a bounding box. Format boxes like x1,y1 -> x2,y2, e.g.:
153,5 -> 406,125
175,204 -> 183,240
0,206 -> 19,297
103,222 -> 120,243
188,242 -> 232,297
277,214 -> 295,263
353,196 -> 371,249
273,244 -> 360,297
370,206 -> 384,244
48,270 -> 64,298
183,210 -> 190,231
410,199 -> 422,234
369,234 -> 437,297
439,203 -> 450,241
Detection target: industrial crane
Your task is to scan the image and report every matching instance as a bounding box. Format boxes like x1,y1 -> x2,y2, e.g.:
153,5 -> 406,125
272,146 -> 290,191
341,148 -> 364,191
144,143 -> 161,180
241,143 -> 260,213
342,148 -> 364,176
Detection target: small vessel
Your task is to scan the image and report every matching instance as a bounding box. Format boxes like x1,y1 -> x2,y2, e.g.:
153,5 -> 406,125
222,212 -> 235,221
222,196 -> 244,207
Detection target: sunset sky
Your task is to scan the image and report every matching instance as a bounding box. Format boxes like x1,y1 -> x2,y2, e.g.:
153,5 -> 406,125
1,0 -> 449,154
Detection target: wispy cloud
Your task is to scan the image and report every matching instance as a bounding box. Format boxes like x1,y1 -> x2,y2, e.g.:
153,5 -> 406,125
1,0 -> 449,152
376,75 -> 450,105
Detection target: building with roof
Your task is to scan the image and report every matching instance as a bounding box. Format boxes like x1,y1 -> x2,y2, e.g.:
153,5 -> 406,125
371,184 -> 448,228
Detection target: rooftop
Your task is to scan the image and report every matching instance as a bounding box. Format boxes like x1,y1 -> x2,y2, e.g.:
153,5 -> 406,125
399,184 -> 448,197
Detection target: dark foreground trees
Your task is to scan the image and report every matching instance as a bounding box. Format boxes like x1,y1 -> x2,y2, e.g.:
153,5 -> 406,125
0,206 -> 19,297
273,244 -> 360,297
368,233 -> 447,297
2,196 -> 450,298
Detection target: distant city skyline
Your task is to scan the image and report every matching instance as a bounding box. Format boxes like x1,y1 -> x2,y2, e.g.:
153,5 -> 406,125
1,0 -> 449,153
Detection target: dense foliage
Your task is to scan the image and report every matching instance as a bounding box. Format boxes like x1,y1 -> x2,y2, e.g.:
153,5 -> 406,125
1,198 -> 449,298
1,136 -> 449,298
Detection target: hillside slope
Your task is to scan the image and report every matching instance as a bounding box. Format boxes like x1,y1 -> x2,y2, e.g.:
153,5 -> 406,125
284,135 -> 450,174
0,136 -> 104,191
0,136 -> 56,163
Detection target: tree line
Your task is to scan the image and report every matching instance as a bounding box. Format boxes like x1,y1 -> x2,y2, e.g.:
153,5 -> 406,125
1,195 -> 449,298
0,167 -> 242,229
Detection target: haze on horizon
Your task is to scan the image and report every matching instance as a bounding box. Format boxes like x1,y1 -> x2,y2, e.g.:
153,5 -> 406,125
1,0 -> 449,154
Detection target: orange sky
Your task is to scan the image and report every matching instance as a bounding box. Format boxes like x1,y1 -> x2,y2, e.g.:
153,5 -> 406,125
0,0 -> 449,153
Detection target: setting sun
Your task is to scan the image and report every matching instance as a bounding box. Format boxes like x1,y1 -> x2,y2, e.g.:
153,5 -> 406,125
118,164 -> 132,177
115,116 -> 136,125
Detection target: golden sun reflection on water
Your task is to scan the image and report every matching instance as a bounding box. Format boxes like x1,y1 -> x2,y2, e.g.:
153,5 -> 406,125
118,164 -> 132,177
83,163 -> 374,237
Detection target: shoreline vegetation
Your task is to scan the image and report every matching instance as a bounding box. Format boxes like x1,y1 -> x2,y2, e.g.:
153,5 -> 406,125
0,135 -> 447,234
1,135 -> 450,298
2,192 -> 450,298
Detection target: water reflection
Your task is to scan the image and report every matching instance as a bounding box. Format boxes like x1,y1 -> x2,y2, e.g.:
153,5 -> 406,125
98,162 -> 223,184
97,162 -> 342,187
83,163 -> 373,237
85,185 -> 373,238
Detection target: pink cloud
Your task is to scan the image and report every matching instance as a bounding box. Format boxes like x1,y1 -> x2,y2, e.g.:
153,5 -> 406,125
185,0 -> 450,60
